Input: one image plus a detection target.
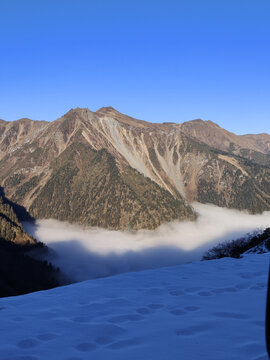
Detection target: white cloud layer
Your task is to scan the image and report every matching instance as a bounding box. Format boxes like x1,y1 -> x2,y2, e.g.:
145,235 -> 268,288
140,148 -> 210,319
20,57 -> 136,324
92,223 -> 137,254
23,203 -> 270,282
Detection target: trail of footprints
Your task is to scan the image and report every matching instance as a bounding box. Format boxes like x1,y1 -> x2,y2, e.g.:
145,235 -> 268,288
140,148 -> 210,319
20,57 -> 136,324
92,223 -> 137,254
169,274 -> 266,300
12,302 -> 158,358
13,299 -> 167,358
11,270 -> 267,359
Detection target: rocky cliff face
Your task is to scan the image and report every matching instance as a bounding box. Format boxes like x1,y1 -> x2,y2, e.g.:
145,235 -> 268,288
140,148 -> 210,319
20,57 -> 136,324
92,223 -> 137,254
0,107 -> 269,229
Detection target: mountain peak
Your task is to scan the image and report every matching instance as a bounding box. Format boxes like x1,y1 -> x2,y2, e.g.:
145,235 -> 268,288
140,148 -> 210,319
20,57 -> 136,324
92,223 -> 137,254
182,119 -> 220,127
61,107 -> 94,121
16,117 -> 36,123
96,106 -> 120,115
66,107 -> 91,114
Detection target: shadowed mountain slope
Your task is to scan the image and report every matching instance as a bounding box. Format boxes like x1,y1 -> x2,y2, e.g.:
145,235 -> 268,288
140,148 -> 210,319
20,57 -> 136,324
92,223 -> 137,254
0,192 -> 59,297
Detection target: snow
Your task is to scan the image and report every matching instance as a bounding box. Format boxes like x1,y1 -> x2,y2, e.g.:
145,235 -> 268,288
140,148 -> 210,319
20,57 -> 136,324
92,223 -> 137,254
0,253 -> 269,360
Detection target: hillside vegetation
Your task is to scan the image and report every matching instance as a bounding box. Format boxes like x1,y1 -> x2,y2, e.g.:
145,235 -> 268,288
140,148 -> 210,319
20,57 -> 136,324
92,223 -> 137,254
29,143 -> 195,230
202,228 -> 270,260
0,193 -> 59,297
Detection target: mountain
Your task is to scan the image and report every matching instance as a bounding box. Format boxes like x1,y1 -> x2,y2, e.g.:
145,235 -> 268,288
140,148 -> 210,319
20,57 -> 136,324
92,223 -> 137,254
0,107 -> 269,229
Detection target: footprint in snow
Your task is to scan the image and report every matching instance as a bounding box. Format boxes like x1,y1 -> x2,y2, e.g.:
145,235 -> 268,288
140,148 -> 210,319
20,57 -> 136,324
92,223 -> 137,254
250,283 -> 266,290
95,336 -> 114,345
169,309 -> 186,316
94,323 -> 126,337
175,322 -> 217,336
81,302 -> 104,310
16,339 -> 40,349
147,303 -> 164,309
33,311 -> 57,319
71,316 -> 92,323
185,287 -> 202,293
250,320 -> 264,327
108,314 -> 144,323
75,342 -> 98,352
105,298 -> 131,307
169,290 -> 185,296
212,287 -> 237,294
107,337 -> 142,350
197,291 -> 213,297
79,301 -> 88,305
184,306 -> 200,312
211,312 -> 250,319
37,333 -> 57,341
235,282 -> 251,290
253,271 -> 265,276
12,317 -> 25,322
136,307 -> 152,315
239,273 -> 253,279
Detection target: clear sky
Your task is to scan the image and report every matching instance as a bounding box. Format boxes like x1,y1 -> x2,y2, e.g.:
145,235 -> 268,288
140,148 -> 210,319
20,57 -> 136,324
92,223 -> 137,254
0,0 -> 269,134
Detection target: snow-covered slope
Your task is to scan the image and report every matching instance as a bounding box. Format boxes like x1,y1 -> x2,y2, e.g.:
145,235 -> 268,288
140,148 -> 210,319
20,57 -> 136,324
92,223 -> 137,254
0,254 -> 269,360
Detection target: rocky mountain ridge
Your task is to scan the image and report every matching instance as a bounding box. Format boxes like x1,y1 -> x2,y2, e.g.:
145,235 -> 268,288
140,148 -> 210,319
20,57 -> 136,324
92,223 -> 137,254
0,107 -> 269,229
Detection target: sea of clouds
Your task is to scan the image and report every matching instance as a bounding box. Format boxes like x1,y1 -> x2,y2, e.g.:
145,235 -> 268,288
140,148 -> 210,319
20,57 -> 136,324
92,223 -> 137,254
23,203 -> 270,283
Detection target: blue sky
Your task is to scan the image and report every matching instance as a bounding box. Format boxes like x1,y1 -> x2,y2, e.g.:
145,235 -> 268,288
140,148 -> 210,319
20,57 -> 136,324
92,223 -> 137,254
0,0 -> 269,134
